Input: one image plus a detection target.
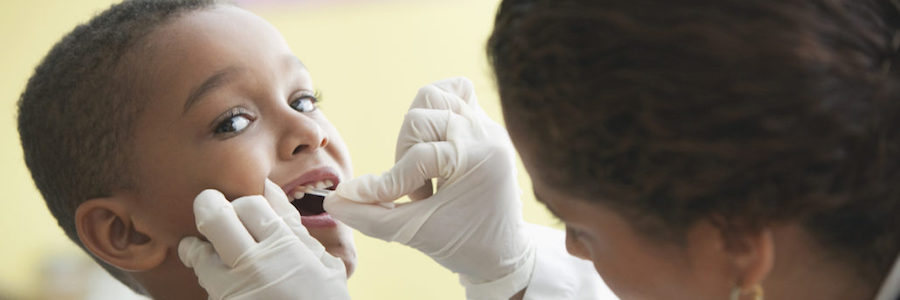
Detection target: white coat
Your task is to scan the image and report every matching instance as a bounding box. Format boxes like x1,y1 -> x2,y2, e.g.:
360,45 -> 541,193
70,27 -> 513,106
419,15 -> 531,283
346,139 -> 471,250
876,253 -> 900,300
522,224 -> 619,300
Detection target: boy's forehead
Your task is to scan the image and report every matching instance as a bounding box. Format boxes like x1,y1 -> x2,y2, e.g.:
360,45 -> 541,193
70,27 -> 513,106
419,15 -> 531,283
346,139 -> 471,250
152,5 -> 290,55
132,5 -> 302,98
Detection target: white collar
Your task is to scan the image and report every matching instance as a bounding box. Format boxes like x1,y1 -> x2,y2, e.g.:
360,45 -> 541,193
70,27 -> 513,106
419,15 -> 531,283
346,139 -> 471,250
875,251 -> 900,300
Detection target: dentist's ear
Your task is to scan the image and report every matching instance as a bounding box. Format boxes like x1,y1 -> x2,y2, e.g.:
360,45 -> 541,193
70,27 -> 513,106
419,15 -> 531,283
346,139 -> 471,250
682,217 -> 774,297
699,216 -> 774,293
729,228 -> 774,292
75,196 -> 167,271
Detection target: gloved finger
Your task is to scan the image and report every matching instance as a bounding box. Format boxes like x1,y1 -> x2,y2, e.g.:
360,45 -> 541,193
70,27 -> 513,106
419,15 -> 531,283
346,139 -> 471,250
394,109 -> 457,201
432,77 -> 500,129
324,193 -> 434,244
411,78 -> 499,141
262,178 -> 299,220
177,235 -> 215,269
262,178 -> 330,256
232,195 -> 287,243
177,236 -> 230,275
193,189 -> 256,267
395,109 -> 453,161
409,77 -> 478,113
318,250 -> 347,276
335,141 -> 457,204
178,236 -> 235,298
428,76 -> 479,107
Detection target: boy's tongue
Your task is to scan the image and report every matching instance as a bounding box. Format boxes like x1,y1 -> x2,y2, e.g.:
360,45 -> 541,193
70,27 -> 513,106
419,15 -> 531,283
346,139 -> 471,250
287,180 -> 336,216
291,193 -> 326,216
288,187 -> 338,228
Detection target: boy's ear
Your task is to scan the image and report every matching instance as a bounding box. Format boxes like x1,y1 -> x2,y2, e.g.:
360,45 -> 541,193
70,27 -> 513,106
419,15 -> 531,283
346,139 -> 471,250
75,196 -> 167,272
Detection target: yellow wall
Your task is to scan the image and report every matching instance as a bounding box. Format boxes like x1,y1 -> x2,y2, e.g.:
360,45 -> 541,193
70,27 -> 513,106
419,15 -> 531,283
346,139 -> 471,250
1,0 -> 122,297
0,0 -> 558,298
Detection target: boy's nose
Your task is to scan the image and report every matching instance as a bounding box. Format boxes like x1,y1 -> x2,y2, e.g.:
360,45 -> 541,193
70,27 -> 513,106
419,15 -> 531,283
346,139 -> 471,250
279,115 -> 329,160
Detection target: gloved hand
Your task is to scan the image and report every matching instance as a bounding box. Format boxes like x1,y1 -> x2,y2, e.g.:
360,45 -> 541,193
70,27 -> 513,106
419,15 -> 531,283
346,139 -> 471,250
324,77 -> 536,300
178,179 -> 350,300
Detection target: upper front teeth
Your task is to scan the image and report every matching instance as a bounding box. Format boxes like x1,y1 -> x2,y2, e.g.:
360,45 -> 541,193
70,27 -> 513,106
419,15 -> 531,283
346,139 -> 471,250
317,180 -> 333,189
291,180 -> 335,200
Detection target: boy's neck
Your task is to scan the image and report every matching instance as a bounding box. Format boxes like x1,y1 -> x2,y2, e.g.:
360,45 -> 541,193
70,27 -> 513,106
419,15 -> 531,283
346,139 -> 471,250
135,254 -> 207,299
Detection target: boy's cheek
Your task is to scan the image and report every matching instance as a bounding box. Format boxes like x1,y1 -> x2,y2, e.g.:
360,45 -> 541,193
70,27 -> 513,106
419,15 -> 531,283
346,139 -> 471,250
208,171 -> 270,200
142,155 -> 271,245
195,148 -> 272,199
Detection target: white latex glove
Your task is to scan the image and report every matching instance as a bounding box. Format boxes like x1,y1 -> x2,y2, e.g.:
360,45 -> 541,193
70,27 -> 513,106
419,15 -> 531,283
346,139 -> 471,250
178,179 -> 350,300
324,77 -> 536,300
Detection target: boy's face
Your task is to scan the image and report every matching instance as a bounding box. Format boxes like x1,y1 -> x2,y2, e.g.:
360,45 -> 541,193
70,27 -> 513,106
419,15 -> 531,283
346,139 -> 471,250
126,5 -> 356,277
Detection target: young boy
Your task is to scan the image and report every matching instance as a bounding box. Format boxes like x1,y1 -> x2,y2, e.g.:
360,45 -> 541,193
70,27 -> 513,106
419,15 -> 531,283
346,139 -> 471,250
18,0 -> 356,298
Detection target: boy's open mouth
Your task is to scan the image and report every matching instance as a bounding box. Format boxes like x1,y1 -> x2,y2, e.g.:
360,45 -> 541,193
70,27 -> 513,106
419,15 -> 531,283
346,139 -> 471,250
288,180 -> 336,216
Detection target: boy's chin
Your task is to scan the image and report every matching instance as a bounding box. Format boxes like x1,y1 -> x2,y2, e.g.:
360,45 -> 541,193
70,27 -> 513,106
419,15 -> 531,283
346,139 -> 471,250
308,226 -> 357,277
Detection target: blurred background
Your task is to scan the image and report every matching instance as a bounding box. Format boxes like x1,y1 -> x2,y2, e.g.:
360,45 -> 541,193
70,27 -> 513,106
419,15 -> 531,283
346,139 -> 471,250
0,0 -> 559,299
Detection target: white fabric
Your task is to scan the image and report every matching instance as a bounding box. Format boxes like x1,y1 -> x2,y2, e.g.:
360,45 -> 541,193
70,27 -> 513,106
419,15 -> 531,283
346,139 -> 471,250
178,179 -> 350,300
875,251 -> 900,300
523,224 -> 619,300
324,77 -> 536,299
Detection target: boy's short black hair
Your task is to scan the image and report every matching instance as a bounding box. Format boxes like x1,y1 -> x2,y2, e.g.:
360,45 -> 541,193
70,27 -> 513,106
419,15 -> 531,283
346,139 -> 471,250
489,0 -> 900,281
18,0 -> 219,293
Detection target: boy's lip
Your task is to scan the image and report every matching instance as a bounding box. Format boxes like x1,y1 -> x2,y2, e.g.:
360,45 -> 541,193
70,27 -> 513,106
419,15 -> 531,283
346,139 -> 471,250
300,213 -> 338,228
280,166 -> 342,195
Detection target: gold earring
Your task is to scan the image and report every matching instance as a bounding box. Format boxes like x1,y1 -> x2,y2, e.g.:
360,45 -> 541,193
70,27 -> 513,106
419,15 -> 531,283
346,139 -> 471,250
729,284 -> 763,300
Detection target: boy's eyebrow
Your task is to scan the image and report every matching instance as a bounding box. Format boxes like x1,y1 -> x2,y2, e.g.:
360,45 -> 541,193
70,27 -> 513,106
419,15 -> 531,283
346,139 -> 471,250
183,66 -> 243,115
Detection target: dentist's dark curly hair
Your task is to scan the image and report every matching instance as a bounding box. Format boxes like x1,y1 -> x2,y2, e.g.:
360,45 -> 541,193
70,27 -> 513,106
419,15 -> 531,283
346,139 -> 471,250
489,0 -> 900,283
18,0 -> 220,294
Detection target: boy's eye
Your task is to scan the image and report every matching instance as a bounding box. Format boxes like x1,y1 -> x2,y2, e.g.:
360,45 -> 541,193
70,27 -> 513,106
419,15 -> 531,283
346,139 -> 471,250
290,94 -> 318,113
215,114 -> 252,135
